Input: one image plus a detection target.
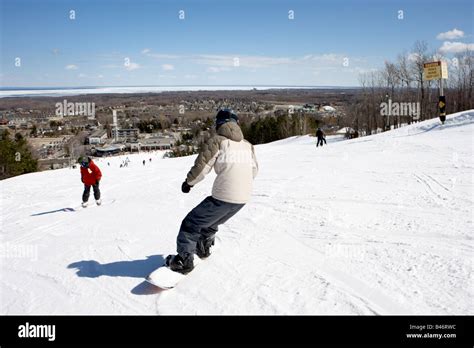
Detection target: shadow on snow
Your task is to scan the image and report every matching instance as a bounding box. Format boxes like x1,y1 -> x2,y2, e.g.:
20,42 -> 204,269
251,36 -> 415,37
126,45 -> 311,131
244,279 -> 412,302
68,255 -> 167,295
31,207 -> 76,216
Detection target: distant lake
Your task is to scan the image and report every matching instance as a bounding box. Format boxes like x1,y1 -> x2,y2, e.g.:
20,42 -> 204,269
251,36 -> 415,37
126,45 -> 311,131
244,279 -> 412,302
0,85 -> 356,98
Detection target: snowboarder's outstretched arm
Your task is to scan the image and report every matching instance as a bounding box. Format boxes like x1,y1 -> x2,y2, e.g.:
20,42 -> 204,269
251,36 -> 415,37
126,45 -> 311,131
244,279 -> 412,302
186,136 -> 220,187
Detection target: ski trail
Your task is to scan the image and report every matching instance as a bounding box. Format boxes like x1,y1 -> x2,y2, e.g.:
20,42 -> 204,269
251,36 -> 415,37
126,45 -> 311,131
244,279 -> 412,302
258,215 -> 411,314
413,173 -> 449,206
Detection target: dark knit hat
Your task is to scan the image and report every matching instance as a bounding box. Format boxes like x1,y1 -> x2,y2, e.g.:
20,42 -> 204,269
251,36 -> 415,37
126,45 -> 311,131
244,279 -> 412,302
215,108 -> 238,129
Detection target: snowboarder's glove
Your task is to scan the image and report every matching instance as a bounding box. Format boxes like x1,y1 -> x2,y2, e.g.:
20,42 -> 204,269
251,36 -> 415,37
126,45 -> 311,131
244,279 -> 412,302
95,179 -> 100,185
181,181 -> 192,193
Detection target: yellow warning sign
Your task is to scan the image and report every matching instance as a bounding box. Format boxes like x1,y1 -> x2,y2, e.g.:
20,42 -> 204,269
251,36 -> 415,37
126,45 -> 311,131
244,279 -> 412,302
439,96 -> 446,117
424,61 -> 448,80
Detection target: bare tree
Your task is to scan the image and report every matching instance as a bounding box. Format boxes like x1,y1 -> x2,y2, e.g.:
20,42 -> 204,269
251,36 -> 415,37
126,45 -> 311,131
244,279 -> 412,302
452,50 -> 474,111
410,40 -> 429,121
382,60 -> 401,129
396,52 -> 413,89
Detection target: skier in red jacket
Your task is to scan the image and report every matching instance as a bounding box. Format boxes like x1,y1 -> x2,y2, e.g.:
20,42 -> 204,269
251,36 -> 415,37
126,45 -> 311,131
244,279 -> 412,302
78,156 -> 102,207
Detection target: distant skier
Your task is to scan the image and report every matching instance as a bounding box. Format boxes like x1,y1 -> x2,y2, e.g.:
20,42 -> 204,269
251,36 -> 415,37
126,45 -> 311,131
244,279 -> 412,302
316,128 -> 327,147
78,156 -> 102,207
143,160 -> 146,166
165,109 -> 259,274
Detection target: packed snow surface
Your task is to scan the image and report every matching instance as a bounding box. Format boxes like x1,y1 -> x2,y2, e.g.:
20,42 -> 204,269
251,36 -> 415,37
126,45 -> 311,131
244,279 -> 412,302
1,111 -> 473,314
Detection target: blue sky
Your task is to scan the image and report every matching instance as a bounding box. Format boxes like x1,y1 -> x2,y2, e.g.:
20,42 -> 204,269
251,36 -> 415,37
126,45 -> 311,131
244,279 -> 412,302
1,0 -> 472,87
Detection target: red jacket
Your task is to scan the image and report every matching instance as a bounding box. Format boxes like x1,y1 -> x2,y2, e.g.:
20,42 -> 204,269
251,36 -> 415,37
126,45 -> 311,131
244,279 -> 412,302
80,160 -> 102,186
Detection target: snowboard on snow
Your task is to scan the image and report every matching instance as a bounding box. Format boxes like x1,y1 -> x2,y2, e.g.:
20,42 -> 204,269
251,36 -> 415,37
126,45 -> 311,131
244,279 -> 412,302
146,237 -> 219,289
145,257 -> 202,289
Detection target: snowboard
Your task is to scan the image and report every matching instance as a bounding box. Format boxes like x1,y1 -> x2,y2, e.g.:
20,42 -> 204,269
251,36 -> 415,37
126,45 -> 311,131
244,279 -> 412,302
145,257 -> 203,289
146,237 -> 219,289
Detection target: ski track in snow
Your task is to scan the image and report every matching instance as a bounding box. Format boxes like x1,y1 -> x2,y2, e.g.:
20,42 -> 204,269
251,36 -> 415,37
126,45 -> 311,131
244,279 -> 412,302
1,110 -> 473,314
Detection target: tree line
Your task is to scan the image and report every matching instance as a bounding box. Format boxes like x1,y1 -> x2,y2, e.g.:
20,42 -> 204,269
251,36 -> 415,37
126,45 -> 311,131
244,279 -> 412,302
350,40 -> 473,135
240,113 -> 319,145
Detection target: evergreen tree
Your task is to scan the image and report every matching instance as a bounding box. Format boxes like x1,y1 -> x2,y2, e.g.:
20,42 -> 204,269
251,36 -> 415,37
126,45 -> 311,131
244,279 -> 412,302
0,130 -> 38,179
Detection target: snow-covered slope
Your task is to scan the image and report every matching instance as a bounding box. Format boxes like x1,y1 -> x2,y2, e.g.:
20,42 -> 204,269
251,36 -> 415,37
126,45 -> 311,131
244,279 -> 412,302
1,111 -> 473,315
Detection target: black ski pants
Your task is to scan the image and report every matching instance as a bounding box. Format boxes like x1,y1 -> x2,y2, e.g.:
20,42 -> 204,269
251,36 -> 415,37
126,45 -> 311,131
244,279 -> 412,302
82,182 -> 101,202
177,196 -> 244,258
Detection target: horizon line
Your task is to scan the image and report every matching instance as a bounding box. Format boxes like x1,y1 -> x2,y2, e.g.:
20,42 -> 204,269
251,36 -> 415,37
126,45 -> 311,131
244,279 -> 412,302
0,84 -> 361,91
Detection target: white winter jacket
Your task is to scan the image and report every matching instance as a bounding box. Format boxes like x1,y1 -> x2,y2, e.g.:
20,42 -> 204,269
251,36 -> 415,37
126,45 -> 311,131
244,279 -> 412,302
186,121 -> 258,204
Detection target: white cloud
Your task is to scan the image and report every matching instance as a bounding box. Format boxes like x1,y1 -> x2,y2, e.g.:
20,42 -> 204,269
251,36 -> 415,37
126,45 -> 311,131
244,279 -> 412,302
239,56 -> 293,68
437,29 -> 464,40
142,52 -> 365,70
162,64 -> 174,71
125,62 -> 140,71
98,74 -> 104,78
147,53 -> 180,59
439,41 -> 474,54
184,74 -> 198,79
65,64 -> 78,70
141,48 -> 151,54
78,73 -> 86,78
206,66 -> 230,73
302,53 -> 342,63
196,55 -> 239,67
198,55 -> 292,69
407,52 -> 420,62
195,53 -> 363,69
158,74 -> 176,79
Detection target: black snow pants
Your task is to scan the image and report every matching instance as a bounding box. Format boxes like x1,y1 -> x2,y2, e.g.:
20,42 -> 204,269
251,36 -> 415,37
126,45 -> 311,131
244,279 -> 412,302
177,196 -> 244,258
82,183 -> 101,202
317,136 -> 327,147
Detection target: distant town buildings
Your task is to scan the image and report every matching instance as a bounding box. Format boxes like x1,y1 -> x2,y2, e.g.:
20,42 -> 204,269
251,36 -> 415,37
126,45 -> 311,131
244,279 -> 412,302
1,91 -> 349,172
139,136 -> 174,151
95,145 -> 124,157
112,128 -> 139,142
88,129 -> 107,144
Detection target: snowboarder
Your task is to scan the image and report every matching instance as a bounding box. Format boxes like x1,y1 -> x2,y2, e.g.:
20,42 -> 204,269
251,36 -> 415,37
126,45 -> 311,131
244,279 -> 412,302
316,128 -> 327,147
78,156 -> 102,207
165,109 -> 259,274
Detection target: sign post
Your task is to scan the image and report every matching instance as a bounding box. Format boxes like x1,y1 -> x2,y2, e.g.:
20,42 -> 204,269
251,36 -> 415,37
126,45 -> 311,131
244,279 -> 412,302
423,61 -> 448,124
